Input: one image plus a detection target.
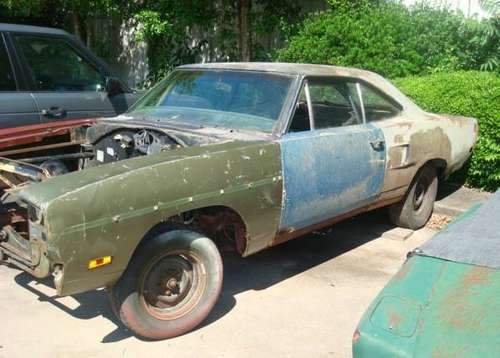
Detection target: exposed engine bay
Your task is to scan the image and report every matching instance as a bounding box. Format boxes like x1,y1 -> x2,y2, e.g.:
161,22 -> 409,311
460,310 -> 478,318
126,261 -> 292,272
80,119 -> 250,169
0,124 -> 185,182
84,128 -> 181,167
0,117 -> 263,190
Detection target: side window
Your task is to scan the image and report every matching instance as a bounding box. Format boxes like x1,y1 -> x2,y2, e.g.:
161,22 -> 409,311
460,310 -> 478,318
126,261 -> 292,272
348,82 -> 401,122
289,78 -> 363,132
0,36 -> 17,91
310,79 -> 364,129
14,35 -> 104,92
288,86 -> 311,132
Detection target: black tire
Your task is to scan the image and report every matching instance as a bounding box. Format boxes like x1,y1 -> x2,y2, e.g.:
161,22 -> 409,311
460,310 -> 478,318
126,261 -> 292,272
388,165 -> 438,230
109,228 -> 223,340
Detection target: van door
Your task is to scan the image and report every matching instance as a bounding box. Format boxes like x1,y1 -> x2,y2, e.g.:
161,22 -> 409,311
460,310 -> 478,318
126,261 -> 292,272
0,33 -> 40,128
12,34 -> 118,122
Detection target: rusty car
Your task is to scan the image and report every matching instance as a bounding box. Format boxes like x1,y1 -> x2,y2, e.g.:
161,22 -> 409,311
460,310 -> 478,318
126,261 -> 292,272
0,63 -> 477,340
353,190 -> 500,357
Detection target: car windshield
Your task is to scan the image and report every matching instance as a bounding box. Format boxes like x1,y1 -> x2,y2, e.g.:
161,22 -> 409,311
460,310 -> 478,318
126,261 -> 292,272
128,69 -> 294,133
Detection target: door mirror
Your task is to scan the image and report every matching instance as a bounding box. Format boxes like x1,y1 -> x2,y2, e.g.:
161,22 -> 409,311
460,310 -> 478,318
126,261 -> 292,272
105,76 -> 125,97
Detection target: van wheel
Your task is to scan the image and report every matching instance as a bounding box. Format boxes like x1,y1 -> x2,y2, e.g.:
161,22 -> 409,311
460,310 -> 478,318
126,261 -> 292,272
109,228 -> 223,340
389,165 -> 438,230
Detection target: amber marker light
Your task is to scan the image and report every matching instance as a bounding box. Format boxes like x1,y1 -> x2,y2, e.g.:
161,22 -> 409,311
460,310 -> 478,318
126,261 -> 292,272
88,256 -> 113,269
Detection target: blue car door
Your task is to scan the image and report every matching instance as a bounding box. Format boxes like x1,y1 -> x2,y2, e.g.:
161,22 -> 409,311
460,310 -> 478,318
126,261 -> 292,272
279,78 -> 386,231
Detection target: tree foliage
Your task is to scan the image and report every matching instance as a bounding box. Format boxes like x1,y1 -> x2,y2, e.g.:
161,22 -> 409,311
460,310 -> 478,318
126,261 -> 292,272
276,2 -> 499,78
0,0 -> 120,22
477,0 -> 500,70
0,0 -> 123,52
132,0 -> 301,83
394,71 -> 500,191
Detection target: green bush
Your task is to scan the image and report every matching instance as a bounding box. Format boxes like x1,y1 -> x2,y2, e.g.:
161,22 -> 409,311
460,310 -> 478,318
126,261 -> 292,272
393,71 -> 500,191
276,3 -> 497,78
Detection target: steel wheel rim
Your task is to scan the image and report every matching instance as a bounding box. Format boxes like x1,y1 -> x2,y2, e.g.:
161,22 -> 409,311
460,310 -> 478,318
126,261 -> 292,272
413,177 -> 428,211
139,250 -> 207,320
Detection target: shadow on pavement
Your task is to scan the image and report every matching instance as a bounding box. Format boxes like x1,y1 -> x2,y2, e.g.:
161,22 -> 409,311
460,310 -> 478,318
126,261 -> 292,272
202,208 -> 392,328
436,181 -> 464,201
14,272 -> 133,342
13,208 -> 393,343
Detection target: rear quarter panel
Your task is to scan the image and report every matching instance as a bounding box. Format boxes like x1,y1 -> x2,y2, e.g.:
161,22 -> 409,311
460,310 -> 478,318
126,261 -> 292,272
377,111 -> 476,199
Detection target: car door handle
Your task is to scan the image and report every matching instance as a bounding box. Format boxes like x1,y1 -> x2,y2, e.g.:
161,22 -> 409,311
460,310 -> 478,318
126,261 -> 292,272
42,107 -> 66,119
370,140 -> 385,151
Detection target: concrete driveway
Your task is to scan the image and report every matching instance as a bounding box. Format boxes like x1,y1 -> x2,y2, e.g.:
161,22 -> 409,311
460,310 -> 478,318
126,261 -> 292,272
0,210 -> 435,358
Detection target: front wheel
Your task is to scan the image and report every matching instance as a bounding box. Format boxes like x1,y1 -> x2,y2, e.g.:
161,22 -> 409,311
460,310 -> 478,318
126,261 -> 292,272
388,165 -> 438,230
109,228 -> 223,340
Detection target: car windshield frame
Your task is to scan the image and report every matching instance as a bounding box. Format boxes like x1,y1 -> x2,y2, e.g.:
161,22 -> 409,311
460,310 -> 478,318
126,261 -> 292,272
126,69 -> 298,134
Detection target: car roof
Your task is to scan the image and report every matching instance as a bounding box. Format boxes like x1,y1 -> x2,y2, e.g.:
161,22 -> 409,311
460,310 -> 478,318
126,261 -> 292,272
0,23 -> 68,36
179,62 -> 375,78
179,62 -> 422,113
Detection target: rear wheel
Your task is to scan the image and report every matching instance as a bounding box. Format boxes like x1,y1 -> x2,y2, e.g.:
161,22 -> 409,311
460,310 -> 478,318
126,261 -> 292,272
109,228 -> 223,340
389,165 -> 438,230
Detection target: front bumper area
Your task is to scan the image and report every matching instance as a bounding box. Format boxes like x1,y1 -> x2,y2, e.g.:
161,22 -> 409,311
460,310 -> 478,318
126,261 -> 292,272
0,157 -> 53,283
0,224 -> 51,279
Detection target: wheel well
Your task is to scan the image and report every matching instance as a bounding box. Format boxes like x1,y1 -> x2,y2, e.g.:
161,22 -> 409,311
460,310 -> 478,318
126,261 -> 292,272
397,158 -> 447,202
425,158 -> 447,179
139,206 -> 248,256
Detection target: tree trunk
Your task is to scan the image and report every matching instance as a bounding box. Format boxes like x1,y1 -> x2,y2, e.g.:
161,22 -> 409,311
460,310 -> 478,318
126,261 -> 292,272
237,0 -> 251,61
86,19 -> 97,50
70,13 -> 82,40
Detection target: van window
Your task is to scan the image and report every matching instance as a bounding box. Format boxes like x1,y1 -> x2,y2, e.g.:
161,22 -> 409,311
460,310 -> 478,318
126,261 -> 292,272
15,35 -> 104,92
0,37 -> 16,91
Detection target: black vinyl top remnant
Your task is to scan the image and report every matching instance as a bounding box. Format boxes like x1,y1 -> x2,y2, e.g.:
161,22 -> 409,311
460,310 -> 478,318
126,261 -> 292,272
419,190 -> 500,269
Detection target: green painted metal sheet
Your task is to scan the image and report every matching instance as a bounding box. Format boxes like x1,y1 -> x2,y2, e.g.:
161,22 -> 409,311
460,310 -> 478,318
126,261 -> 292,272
20,139 -> 283,295
354,255 -> 500,357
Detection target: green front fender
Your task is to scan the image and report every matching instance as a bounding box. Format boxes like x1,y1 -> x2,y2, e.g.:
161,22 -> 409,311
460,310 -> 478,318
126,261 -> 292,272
36,140 -> 283,296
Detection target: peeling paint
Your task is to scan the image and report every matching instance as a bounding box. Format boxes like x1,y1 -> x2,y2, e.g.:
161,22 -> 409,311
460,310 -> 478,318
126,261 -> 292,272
279,124 -> 385,231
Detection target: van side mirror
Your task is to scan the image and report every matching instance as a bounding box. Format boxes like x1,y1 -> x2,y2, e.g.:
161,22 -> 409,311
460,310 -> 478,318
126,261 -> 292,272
105,76 -> 125,97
